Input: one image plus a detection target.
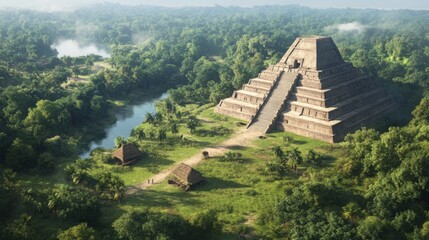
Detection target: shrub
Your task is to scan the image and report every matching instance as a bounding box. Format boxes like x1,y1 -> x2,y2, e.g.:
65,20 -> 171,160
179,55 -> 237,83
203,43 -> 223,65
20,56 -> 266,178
37,152 -> 55,174
220,151 -> 243,163
48,185 -> 100,223
305,149 -> 323,166
57,223 -> 98,240
194,126 -> 232,137
188,210 -> 220,238
94,172 -> 125,201
112,210 -> 191,240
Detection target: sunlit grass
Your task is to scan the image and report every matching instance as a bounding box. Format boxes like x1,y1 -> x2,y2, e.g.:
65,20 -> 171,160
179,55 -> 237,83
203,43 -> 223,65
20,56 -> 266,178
15,102 -> 347,237
110,129 -> 345,236
88,105 -> 244,186
93,61 -> 112,69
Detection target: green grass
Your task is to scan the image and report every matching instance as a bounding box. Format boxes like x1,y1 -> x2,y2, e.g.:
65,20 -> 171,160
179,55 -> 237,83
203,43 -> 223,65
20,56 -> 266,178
61,60 -> 111,90
14,102 -> 348,238
103,130 -> 346,237
88,105 -> 245,186
93,61 -> 112,69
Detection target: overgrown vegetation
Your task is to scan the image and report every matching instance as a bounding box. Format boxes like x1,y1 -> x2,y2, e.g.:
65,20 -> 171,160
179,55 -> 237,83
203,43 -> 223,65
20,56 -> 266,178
0,3 -> 428,239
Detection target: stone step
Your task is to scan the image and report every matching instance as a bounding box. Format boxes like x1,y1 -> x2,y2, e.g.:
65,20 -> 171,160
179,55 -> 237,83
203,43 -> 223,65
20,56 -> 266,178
287,87 -> 388,120
259,75 -> 278,81
214,107 -> 254,121
248,71 -> 299,133
295,75 -> 372,99
233,90 -> 266,105
280,99 -> 395,143
235,90 -> 265,98
243,84 -> 270,95
220,98 -> 259,109
249,78 -> 274,88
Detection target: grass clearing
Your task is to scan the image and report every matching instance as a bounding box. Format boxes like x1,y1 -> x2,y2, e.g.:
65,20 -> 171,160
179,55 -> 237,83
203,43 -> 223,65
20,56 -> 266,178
103,129 -> 345,237
88,105 -> 245,187
14,102 -> 347,238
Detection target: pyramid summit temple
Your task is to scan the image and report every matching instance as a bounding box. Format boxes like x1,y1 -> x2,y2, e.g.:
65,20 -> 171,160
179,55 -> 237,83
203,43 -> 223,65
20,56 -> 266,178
215,36 -> 395,143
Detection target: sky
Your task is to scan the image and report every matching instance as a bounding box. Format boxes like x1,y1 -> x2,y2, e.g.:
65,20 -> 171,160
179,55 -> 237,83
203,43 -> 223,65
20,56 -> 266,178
0,0 -> 428,12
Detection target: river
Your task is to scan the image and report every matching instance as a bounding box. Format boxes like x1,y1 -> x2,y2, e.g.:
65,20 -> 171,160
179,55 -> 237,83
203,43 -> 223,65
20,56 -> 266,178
51,38 -> 165,158
51,39 -> 110,58
80,92 -> 168,158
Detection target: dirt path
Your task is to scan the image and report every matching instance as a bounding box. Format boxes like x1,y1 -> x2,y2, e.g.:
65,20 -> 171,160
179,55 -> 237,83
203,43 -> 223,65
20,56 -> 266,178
126,127 -> 262,194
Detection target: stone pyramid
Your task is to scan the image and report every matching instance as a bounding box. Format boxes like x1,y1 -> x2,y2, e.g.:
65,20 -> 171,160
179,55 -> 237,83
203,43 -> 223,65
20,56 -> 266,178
215,36 -> 395,143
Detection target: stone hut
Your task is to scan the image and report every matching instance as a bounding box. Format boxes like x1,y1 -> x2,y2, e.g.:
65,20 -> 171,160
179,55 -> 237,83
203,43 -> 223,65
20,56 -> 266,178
112,143 -> 141,165
169,163 -> 205,191
215,36 -> 395,143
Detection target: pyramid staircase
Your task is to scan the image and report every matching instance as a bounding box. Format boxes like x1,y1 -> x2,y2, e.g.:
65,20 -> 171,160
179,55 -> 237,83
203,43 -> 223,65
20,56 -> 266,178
215,36 -> 395,143
214,65 -> 283,122
247,71 -> 299,133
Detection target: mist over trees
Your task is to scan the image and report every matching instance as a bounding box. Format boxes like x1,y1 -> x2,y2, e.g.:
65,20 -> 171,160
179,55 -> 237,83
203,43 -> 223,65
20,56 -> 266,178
0,3 -> 428,239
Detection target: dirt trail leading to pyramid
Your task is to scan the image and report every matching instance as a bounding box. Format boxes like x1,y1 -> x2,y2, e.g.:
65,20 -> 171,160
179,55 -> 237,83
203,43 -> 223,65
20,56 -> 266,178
126,128 -> 261,195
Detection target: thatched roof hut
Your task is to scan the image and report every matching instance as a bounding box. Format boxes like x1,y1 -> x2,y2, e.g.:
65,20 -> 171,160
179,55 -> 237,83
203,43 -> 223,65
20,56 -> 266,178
112,143 -> 141,165
169,163 -> 204,190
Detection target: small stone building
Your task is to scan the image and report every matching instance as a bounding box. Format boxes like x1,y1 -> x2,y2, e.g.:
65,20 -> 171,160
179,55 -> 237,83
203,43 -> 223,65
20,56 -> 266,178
112,143 -> 141,165
169,163 -> 205,191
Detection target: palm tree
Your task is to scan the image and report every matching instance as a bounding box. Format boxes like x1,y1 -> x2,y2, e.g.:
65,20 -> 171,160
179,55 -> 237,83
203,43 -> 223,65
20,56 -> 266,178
165,99 -> 175,113
114,136 -> 126,148
155,113 -> 163,124
2,169 -> 17,189
111,178 -> 126,201
286,148 -> 303,173
133,128 -> 146,140
186,116 -> 199,133
71,169 -> 88,185
96,172 -> 125,201
145,112 -> 155,124
306,149 -> 322,166
273,146 -> 284,160
12,214 -> 35,239
157,128 -> 167,142
170,122 -> 179,135
74,159 -> 92,171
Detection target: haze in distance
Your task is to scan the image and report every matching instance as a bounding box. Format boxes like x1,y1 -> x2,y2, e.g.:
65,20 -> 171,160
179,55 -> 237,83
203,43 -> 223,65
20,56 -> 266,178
0,0 -> 428,12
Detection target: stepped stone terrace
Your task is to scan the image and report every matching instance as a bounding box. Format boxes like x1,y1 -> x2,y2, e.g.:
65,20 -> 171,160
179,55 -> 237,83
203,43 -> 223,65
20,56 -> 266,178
215,36 -> 395,143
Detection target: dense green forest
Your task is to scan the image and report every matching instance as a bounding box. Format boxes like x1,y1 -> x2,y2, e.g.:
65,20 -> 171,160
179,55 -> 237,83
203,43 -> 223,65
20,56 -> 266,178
0,3 -> 428,239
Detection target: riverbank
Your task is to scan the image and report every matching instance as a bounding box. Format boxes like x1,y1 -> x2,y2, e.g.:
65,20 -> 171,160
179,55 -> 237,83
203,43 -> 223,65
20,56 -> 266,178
76,86 -> 170,158
126,127 -> 262,194
79,91 -> 168,158
87,104 -> 246,186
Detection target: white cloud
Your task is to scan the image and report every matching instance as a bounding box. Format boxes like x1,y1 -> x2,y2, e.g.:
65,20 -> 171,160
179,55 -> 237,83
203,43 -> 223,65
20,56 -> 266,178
326,21 -> 368,34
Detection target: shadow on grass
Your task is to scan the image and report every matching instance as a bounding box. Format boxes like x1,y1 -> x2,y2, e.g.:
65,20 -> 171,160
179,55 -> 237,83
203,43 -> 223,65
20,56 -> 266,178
99,203 -> 127,225
291,139 -> 307,145
193,140 -> 213,148
198,177 -> 250,191
127,189 -> 201,208
198,118 -> 215,124
323,154 -> 336,162
134,157 -> 175,168
226,145 -> 247,151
